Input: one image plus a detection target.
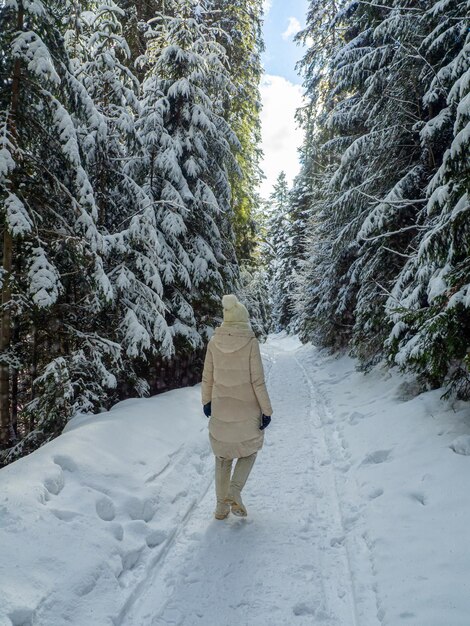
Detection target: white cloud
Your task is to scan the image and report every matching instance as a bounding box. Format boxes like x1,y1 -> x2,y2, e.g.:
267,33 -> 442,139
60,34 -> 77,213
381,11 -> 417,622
259,75 -> 305,199
263,0 -> 272,15
282,16 -> 302,41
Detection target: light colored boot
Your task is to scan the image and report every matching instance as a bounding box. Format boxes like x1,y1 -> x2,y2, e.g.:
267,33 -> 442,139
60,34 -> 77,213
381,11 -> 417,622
225,453 -> 257,517
214,457 -> 232,520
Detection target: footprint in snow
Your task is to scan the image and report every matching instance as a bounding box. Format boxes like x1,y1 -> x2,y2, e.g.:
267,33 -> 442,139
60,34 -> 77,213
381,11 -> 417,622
43,470 -> 65,496
368,487 -> 384,500
330,535 -> 345,547
108,522 -> 124,541
76,567 -> 103,597
360,449 -> 393,466
171,489 -> 188,504
292,602 -> 316,616
409,491 -> 427,506
8,608 -> 33,626
293,602 -> 330,620
53,454 -> 77,473
450,435 -> 470,456
343,514 -> 359,530
125,496 -> 156,522
96,496 -> 116,521
119,546 -> 143,574
146,528 -> 168,548
194,461 -> 206,475
349,411 -> 366,425
50,509 -> 81,522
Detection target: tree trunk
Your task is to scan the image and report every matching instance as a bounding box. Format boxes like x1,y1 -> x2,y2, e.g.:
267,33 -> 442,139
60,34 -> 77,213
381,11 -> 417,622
29,324 -> 38,433
0,4 -> 24,446
0,229 -> 13,445
10,351 -> 18,441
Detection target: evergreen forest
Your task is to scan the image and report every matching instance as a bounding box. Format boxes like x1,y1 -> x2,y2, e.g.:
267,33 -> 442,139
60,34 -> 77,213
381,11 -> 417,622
1,0 -> 469,465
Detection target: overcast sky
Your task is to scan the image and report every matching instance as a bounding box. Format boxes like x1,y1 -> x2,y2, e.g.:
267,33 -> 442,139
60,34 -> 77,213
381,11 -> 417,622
259,0 -> 308,199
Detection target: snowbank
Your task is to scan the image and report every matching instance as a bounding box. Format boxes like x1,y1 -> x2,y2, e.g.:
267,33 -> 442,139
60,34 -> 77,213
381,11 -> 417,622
299,342 -> 470,625
0,386 -> 212,626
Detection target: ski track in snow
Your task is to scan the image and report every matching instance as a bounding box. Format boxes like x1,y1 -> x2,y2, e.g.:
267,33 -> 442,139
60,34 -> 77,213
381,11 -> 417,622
120,341 -> 380,626
294,355 -> 381,626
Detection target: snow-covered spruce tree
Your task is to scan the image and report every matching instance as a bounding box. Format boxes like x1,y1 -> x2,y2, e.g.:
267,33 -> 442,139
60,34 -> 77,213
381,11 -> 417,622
139,0 -> 239,344
286,107 -> 319,335
211,0 -> 264,261
290,144 -> 325,338
294,0 -> 341,109
296,0 -> 433,365
0,0 -> 118,459
293,121 -> 340,346
64,2 -> 141,232
112,0 -> 165,80
336,1 -> 434,365
294,0 -> 353,349
264,172 -> 296,331
236,265 -> 270,337
64,2 -> 182,398
385,0 -> 470,395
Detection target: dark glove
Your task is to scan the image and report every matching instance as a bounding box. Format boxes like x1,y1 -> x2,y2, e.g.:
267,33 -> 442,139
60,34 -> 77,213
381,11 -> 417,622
203,402 -> 211,418
260,414 -> 271,430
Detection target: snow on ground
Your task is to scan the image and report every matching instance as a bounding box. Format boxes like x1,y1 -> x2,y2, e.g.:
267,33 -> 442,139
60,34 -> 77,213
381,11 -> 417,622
0,389 -> 213,626
1,334 -> 470,625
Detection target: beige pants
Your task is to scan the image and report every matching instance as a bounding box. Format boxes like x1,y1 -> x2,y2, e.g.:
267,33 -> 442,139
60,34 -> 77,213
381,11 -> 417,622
215,453 -> 257,509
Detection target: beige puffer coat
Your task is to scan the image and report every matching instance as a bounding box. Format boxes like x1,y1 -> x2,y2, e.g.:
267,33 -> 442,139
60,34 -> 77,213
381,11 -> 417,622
201,326 -> 273,460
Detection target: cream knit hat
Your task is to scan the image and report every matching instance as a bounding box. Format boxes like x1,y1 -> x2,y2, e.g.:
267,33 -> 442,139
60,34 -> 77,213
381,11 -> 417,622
222,294 -> 250,324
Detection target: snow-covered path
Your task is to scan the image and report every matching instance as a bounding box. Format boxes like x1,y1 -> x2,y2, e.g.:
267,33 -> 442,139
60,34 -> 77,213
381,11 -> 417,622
122,338 -> 378,626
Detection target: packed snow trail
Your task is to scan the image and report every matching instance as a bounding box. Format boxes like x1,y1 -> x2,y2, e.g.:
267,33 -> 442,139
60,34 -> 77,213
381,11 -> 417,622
121,337 -> 378,626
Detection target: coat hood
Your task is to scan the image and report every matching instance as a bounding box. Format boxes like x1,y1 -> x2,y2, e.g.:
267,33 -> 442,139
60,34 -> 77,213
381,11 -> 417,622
211,326 -> 255,353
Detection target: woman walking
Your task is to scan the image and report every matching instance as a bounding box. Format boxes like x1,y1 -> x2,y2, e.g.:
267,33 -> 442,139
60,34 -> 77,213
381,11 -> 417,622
201,294 -> 273,520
